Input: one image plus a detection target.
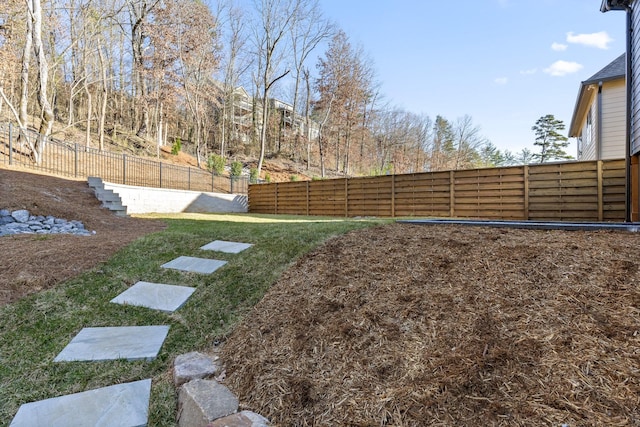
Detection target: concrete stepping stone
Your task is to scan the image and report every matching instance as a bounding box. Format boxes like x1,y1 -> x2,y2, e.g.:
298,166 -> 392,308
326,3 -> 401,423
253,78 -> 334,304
111,281 -> 196,313
54,325 -> 170,362
10,379 -> 151,427
200,240 -> 253,254
162,256 -> 227,274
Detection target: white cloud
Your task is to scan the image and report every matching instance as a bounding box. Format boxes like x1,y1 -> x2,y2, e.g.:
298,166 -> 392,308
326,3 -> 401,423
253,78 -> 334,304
566,31 -> 613,49
494,77 -> 508,85
543,60 -> 583,77
551,42 -> 568,51
520,68 -> 537,75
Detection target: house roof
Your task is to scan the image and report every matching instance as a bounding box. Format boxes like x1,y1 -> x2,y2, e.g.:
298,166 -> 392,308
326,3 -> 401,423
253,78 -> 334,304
569,54 -> 626,137
584,53 -> 626,85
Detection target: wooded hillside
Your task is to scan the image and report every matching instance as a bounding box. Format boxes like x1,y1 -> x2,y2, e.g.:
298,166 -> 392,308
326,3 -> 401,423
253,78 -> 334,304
0,0 -> 520,178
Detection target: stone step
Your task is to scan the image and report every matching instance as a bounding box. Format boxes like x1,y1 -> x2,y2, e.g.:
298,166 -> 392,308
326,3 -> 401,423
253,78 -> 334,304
87,176 -> 104,190
95,191 -> 121,202
87,177 -> 128,217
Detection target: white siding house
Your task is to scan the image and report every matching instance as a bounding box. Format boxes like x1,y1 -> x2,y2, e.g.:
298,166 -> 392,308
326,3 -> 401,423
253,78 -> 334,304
569,54 -> 626,161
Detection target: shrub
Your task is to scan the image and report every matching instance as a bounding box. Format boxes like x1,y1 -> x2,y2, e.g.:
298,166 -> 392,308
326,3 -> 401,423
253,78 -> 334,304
207,154 -> 225,175
230,161 -> 243,177
264,173 -> 271,183
171,137 -> 182,155
290,174 -> 299,182
249,168 -> 259,184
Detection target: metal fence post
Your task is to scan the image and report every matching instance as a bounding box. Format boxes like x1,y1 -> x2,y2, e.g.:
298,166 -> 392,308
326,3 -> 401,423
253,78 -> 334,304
8,122 -> 13,165
74,143 -> 78,177
123,153 -> 127,184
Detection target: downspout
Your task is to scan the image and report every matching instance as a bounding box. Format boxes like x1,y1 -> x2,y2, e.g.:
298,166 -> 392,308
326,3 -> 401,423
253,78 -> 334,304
625,6 -> 632,222
598,81 -> 604,160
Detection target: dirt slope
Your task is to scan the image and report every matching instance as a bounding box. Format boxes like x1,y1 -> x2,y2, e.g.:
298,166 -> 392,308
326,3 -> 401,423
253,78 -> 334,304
0,167 -> 164,305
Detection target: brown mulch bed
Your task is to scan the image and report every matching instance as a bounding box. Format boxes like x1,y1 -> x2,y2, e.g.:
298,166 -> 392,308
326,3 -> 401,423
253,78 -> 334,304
221,223 -> 640,426
0,167 -> 165,305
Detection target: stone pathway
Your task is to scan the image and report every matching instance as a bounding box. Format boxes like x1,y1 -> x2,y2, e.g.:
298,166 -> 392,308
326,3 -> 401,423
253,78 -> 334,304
10,239 -> 260,426
162,256 -> 228,274
111,281 -> 196,313
54,325 -> 170,362
10,379 -> 151,427
200,240 -> 253,254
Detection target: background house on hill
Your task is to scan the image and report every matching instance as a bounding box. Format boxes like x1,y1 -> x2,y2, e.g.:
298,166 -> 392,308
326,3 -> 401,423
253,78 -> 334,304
569,53 -> 626,161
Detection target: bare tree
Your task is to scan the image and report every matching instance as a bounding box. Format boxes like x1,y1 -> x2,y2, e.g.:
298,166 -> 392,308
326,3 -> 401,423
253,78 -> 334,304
126,0 -> 160,137
19,0 -> 33,130
251,0 -> 298,175
288,0 -> 333,160
149,0 -> 220,166
217,1 -> 250,158
315,30 -> 374,175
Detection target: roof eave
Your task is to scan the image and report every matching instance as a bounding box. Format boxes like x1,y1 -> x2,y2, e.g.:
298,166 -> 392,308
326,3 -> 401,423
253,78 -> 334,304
569,83 -> 592,137
601,0 -> 633,12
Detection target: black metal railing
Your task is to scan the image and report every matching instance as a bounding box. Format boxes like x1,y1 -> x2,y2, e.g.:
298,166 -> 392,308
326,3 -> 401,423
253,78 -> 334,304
0,122 -> 248,194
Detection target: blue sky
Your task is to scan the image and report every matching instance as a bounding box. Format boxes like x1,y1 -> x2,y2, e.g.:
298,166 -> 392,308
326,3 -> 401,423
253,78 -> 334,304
317,0 -> 628,157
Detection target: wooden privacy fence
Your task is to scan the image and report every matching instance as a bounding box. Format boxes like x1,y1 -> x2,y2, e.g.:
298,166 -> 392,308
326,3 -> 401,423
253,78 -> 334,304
248,159 -> 626,221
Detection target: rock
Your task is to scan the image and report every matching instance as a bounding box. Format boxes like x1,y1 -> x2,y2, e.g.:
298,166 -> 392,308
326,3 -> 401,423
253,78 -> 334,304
174,352 -> 220,387
0,215 -> 15,225
11,209 -> 30,223
178,379 -> 239,427
0,209 -> 94,237
207,411 -> 270,427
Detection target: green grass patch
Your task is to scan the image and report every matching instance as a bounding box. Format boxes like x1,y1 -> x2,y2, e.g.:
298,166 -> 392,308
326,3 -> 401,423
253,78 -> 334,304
0,213 -> 390,426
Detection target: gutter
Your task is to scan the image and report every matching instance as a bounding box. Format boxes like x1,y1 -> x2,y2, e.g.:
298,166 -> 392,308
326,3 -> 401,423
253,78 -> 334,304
598,81 -> 603,160
601,0 -> 633,222
625,8 -> 632,221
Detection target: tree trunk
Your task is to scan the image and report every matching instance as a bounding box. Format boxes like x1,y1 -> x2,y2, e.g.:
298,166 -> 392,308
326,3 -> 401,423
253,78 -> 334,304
97,44 -> 108,151
84,78 -> 91,148
19,5 -> 33,132
29,0 -> 54,164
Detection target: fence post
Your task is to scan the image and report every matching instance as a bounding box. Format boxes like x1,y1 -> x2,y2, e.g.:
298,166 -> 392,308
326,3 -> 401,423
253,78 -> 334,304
188,167 -> 191,191
344,178 -> 349,217
597,160 -> 604,221
391,174 -> 396,218
449,170 -> 455,218
8,122 -> 13,165
159,162 -> 163,188
74,144 -> 78,177
306,181 -> 310,216
523,165 -> 529,220
275,183 -> 278,215
211,172 -> 214,192
122,154 -> 127,184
